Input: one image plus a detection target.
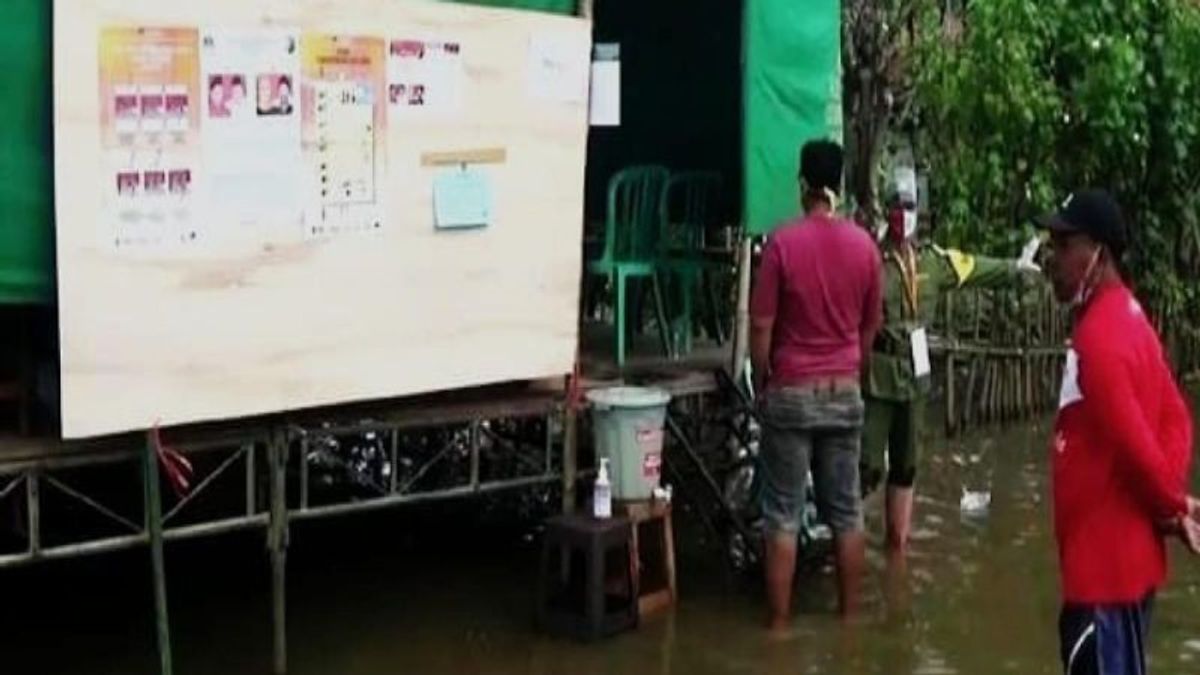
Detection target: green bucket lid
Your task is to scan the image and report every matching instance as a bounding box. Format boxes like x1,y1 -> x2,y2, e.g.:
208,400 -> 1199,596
585,386 -> 671,410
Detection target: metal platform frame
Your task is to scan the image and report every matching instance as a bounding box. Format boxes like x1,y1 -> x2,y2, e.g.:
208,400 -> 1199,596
0,387 -> 567,675
0,358 -> 724,675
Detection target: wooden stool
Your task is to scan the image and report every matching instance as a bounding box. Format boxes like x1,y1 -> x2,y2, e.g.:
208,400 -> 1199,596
617,499 -> 676,618
537,514 -> 638,641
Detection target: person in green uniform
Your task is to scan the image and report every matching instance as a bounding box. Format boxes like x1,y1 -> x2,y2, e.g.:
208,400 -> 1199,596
862,170 -> 1041,560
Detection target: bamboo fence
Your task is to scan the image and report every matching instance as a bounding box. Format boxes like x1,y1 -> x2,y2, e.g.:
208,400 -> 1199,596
933,284 -> 1069,435
932,283 -> 1200,435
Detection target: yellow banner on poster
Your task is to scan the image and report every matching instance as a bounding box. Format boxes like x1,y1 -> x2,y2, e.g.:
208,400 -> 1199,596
98,27 -> 201,150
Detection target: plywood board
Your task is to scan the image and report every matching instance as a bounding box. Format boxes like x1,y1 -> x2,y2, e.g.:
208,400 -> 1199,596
54,0 -> 590,438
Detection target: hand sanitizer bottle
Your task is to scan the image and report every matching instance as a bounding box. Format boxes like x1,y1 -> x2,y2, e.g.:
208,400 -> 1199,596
593,458 -> 612,519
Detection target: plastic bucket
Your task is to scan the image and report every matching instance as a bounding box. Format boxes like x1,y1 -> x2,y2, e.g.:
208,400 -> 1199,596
586,386 -> 671,501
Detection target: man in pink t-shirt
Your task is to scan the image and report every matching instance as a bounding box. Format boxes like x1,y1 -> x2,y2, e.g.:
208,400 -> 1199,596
750,140 -> 883,628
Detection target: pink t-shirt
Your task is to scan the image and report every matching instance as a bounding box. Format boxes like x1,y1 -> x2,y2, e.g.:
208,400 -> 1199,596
751,213 -> 882,386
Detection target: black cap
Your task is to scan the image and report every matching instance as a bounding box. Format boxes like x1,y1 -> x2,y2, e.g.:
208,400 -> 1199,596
1035,188 -> 1128,257
799,140 -> 843,194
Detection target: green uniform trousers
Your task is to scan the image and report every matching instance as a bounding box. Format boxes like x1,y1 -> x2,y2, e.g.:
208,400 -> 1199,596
861,395 -> 924,490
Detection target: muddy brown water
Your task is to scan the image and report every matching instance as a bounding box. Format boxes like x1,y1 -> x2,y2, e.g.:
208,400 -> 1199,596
2,416 -> 1199,674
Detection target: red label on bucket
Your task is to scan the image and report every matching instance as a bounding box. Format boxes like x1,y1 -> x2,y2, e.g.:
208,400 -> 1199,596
643,452 -> 662,479
636,428 -> 663,479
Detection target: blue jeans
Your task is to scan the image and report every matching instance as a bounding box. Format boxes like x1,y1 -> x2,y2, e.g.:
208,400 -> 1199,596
758,385 -> 865,536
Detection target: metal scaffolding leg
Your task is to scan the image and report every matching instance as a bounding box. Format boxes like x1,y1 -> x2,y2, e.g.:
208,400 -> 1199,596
143,432 -> 173,675
246,442 -> 257,517
469,420 -> 481,491
27,470 -> 40,557
268,431 -> 289,675
561,405 -> 577,515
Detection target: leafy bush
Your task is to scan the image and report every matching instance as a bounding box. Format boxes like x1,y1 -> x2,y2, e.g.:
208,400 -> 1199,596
914,0 -> 1200,330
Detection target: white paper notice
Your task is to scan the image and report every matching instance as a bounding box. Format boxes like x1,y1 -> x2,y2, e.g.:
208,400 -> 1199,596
387,39 -> 464,117
910,327 -> 932,378
589,60 -> 620,126
527,34 -> 589,103
200,28 -> 303,242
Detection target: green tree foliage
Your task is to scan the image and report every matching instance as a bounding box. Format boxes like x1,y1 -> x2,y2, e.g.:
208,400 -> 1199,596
842,0 -> 922,225
914,0 -> 1200,326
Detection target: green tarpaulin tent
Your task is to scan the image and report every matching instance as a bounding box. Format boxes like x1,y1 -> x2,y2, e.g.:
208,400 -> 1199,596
0,0 -> 54,304
744,0 -> 843,235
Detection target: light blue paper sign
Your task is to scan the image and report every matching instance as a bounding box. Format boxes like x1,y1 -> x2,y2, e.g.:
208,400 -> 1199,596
433,166 -> 492,230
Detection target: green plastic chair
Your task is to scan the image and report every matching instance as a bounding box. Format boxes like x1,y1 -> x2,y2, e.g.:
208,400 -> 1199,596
587,166 -> 673,368
659,171 -> 729,356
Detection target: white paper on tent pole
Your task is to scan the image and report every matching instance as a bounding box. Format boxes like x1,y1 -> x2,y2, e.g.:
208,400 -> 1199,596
589,60 -> 620,126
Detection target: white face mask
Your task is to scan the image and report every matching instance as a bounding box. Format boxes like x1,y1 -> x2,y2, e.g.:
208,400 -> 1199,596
800,183 -> 838,212
822,187 -> 839,212
902,209 -> 918,239
1070,246 -> 1102,307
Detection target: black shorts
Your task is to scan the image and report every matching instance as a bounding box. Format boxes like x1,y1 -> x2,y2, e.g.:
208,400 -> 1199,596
1059,593 -> 1154,675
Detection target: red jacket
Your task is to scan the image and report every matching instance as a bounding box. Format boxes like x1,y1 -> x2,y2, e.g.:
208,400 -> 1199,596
1053,281 -> 1193,604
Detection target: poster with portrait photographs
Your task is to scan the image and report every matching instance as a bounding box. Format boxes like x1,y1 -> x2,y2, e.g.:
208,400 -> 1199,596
387,38 -> 464,117
199,28 -> 303,242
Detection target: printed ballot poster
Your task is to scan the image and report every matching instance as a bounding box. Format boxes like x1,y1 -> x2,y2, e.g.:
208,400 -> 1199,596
200,28 -> 303,242
387,38 -> 465,117
300,34 -> 387,238
98,27 -> 202,251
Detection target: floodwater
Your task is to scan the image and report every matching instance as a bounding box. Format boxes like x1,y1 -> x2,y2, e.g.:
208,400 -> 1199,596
3,417 -> 1200,674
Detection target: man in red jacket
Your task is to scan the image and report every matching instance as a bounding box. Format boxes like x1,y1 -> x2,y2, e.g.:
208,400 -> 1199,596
1039,189 -> 1200,674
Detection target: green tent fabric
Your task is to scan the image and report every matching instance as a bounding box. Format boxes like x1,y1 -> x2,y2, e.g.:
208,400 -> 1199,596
0,0 -> 54,304
447,0 -> 575,14
743,0 -> 843,235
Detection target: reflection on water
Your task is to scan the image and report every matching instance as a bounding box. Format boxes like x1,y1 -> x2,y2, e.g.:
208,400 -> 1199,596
2,416 -> 1199,674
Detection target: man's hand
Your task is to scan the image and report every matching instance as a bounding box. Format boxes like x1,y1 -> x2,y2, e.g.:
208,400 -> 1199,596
1179,515 -> 1200,555
1165,496 -> 1200,555
1016,235 -> 1042,273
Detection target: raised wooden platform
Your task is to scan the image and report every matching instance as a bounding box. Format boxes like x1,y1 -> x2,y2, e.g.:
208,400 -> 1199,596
0,335 -> 731,467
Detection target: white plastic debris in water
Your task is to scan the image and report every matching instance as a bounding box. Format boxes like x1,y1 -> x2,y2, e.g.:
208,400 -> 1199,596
960,488 -> 992,516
